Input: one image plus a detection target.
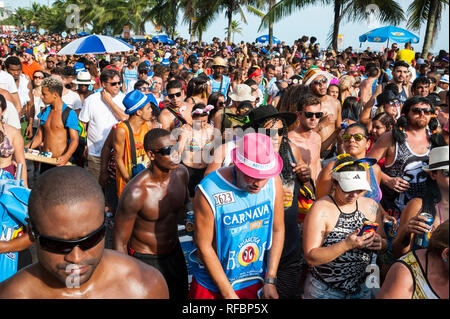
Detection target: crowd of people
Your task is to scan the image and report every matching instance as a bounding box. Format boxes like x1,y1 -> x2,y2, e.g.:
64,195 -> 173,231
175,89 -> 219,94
0,31 -> 448,300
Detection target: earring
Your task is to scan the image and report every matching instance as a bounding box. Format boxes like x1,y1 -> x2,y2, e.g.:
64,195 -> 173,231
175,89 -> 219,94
444,258 -> 448,263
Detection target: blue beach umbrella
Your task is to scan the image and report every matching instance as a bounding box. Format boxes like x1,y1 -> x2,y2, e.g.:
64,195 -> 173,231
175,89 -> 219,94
152,34 -> 174,45
256,35 -> 281,44
76,31 -> 89,37
57,35 -> 134,55
359,26 -> 420,45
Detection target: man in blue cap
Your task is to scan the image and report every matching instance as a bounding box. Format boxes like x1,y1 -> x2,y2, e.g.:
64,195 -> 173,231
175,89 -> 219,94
112,89 -> 156,198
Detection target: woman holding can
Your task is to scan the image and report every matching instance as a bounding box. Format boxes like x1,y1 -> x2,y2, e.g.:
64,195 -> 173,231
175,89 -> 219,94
303,156 -> 388,299
392,145 -> 449,259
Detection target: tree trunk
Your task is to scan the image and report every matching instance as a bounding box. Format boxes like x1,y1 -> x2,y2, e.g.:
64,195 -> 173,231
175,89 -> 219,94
268,0 -> 275,51
227,9 -> 233,43
331,0 -> 341,52
422,0 -> 438,57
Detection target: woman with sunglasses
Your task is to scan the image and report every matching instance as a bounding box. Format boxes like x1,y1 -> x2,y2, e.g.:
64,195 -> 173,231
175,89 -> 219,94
178,103 -> 215,200
303,156 -> 388,299
392,145 -> 449,259
31,70 -> 47,138
316,123 -> 382,204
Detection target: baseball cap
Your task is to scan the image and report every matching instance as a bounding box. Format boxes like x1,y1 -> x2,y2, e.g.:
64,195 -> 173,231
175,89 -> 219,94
331,171 -> 371,192
231,133 -> 283,180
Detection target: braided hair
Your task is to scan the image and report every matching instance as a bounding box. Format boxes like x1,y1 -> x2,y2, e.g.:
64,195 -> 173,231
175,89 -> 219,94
392,96 -> 445,147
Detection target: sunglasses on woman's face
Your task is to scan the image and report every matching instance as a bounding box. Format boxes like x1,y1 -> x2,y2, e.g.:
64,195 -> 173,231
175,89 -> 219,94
31,219 -> 106,254
342,133 -> 367,142
107,81 -> 121,86
34,75 -> 44,80
139,87 -> 151,92
313,78 -> 327,86
151,144 -> 175,156
302,111 -> 323,119
262,127 -> 284,137
387,100 -> 401,106
167,91 -> 182,99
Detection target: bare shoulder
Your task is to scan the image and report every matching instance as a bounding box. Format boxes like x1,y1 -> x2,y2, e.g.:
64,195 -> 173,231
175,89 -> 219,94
0,264 -> 42,299
101,250 -> 169,299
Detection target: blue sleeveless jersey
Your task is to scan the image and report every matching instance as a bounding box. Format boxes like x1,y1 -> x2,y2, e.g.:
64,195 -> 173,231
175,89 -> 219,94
208,75 -> 231,97
190,169 -> 275,292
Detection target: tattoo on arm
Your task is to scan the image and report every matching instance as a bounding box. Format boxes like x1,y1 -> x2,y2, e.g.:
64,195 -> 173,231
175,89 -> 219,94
369,204 -> 378,220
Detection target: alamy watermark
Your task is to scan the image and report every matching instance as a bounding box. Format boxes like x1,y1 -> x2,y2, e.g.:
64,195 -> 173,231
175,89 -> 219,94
65,4 -> 80,30
365,4 -> 380,29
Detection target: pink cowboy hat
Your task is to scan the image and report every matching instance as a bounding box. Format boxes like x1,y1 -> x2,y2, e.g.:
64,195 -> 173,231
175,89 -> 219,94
231,133 -> 283,179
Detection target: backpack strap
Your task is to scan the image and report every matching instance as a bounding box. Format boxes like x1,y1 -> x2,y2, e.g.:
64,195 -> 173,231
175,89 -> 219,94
124,121 -> 137,167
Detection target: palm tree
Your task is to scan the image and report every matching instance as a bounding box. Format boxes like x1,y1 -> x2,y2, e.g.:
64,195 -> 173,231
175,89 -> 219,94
247,0 -> 276,49
225,20 -> 243,43
407,0 -> 448,57
194,0 -> 255,43
262,0 -> 405,51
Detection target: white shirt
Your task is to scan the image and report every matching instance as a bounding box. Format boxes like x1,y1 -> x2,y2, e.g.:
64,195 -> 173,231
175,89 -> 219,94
62,89 -> 83,111
33,95 -> 46,128
0,70 -> 18,94
4,101 -> 21,130
18,74 -> 30,107
79,91 -> 125,157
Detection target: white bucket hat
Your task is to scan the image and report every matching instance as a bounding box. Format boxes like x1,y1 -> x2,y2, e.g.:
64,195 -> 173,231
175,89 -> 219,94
72,71 -> 96,85
331,171 -> 372,192
228,84 -> 256,102
422,146 -> 449,171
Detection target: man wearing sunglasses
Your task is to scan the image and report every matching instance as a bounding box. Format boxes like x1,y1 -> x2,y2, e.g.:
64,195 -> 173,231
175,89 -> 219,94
288,94 -> 323,183
303,68 -> 342,160
0,166 -> 169,299
114,128 -> 190,301
79,69 -> 126,181
368,96 -> 439,221
158,80 -> 192,132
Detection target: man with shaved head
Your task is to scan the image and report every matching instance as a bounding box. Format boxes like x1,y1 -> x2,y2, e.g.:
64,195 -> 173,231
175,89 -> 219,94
0,166 -> 168,299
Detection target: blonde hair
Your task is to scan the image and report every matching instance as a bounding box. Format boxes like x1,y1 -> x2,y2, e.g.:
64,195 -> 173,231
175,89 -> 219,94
338,75 -> 356,92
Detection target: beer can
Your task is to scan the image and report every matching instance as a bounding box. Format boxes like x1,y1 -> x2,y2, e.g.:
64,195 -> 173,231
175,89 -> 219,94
383,220 -> 395,239
414,212 -> 434,249
185,210 -> 194,236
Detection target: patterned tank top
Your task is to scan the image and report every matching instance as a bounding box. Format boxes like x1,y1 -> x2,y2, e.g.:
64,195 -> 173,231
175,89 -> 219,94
397,250 -> 439,299
381,138 -> 430,219
311,196 -> 373,295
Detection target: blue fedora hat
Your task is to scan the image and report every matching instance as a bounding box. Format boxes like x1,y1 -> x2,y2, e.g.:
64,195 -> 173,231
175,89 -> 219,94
123,90 -> 152,115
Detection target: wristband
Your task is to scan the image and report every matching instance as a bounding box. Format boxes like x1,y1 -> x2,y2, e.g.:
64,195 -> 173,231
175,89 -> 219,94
264,277 -> 277,285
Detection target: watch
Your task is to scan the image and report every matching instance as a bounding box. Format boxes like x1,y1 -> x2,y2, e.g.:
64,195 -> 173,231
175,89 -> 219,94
264,277 -> 277,285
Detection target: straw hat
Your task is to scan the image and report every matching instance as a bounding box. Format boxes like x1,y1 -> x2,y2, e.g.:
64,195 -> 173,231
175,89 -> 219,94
228,84 -> 256,102
212,56 -> 227,67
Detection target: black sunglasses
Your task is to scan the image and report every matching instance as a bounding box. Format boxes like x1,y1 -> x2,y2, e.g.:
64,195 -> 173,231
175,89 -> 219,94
262,127 -> 285,137
30,219 -> 106,254
168,92 -> 182,99
152,144 -> 175,156
411,107 -> 432,115
107,81 -> 121,86
302,111 -> 323,119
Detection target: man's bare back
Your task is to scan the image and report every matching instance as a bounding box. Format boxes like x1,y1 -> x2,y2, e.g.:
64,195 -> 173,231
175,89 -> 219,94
0,250 -> 168,299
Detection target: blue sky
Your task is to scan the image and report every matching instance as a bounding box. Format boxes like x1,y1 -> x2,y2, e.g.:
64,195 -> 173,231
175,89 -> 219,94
6,0 -> 449,53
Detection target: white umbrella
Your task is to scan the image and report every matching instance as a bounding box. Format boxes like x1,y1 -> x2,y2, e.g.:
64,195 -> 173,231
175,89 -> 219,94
57,34 -> 134,55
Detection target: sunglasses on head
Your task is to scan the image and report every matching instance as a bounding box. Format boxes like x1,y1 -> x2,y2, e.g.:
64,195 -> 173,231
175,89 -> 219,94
168,91 -> 182,99
342,133 -> 368,142
107,81 -> 121,86
313,78 -> 328,86
411,107 -> 432,115
151,144 -> 175,156
302,111 -> 323,119
30,219 -> 106,254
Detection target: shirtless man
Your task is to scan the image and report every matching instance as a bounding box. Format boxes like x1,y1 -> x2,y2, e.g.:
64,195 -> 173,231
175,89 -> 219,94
303,68 -> 341,160
26,77 -> 79,171
288,94 -> 323,183
114,128 -> 190,301
0,166 -> 168,299
359,64 -> 380,105
158,80 -> 192,132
